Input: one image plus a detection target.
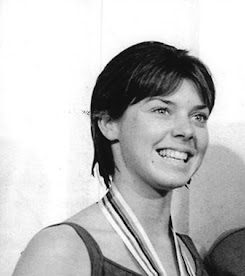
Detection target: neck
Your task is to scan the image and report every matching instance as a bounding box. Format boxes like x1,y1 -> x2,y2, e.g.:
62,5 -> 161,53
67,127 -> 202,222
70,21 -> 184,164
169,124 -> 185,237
112,177 -> 173,237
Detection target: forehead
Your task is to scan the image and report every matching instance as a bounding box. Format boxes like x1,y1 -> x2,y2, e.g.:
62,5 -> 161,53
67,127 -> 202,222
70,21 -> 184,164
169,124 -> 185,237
145,79 -> 206,107
130,77 -> 208,108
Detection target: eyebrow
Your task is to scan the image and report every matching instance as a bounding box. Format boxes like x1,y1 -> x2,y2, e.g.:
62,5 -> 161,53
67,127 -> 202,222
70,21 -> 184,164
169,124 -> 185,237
146,97 -> 174,105
146,97 -> 209,110
193,104 -> 209,110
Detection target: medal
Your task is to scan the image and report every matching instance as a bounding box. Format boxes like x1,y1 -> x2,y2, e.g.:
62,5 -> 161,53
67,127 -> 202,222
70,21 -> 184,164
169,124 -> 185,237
99,185 -> 196,276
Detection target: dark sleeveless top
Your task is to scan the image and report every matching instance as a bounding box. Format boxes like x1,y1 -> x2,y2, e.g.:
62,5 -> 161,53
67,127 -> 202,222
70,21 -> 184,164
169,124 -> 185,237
52,222 -> 209,276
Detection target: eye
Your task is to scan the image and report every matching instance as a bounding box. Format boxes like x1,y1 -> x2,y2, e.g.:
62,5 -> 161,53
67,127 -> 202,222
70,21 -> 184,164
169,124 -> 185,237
152,107 -> 170,115
193,113 -> 209,124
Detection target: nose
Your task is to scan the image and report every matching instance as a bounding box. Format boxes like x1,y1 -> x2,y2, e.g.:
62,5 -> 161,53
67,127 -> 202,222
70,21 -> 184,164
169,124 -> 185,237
171,116 -> 194,141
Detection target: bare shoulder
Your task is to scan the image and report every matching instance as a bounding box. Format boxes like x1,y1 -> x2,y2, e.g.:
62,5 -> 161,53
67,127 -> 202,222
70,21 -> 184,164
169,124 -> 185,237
68,202 -> 110,231
70,203 -> 131,266
13,202 -> 114,276
13,219 -> 93,276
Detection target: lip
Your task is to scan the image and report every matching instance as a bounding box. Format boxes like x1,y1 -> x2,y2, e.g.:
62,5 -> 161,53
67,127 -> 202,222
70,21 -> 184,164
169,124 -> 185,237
156,147 -> 196,161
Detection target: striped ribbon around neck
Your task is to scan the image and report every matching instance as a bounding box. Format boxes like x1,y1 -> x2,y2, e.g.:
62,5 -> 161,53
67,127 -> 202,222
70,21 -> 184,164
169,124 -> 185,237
99,185 -> 196,276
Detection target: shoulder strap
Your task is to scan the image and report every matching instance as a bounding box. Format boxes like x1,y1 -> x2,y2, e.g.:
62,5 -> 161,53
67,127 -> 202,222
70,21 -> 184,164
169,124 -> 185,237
177,234 -> 209,276
49,222 -> 104,276
177,234 -> 201,260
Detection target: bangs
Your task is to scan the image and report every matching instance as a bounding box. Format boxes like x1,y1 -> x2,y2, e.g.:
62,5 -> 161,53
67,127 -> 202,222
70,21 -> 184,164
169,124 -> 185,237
127,58 -> 215,111
180,60 -> 215,112
128,63 -> 183,105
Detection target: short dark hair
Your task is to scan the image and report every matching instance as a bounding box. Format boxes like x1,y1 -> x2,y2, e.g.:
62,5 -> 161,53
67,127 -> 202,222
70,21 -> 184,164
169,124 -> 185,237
90,41 -> 215,187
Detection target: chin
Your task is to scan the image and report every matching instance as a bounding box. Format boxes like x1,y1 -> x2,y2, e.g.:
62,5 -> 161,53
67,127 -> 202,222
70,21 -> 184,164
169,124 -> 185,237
152,174 -> 190,191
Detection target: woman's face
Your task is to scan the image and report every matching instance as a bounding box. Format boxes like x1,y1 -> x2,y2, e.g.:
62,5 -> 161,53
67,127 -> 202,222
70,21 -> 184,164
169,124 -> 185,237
111,79 -> 210,191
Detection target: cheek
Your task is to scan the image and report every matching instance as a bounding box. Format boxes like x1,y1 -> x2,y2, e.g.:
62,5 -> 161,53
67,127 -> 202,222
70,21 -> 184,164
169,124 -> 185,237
121,117 -> 154,142
197,129 -> 209,154
118,119 -> 156,162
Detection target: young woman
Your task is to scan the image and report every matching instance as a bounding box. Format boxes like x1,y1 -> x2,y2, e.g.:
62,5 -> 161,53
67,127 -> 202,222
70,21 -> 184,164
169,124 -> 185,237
13,41 -> 215,276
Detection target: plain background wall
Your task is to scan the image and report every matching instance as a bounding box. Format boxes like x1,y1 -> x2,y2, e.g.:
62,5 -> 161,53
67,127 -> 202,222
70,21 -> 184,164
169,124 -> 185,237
1,0 -> 245,274
190,0 -> 245,255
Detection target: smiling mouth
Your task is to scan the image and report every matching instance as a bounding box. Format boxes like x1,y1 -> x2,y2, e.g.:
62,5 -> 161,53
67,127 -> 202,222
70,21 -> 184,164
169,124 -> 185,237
157,149 -> 192,163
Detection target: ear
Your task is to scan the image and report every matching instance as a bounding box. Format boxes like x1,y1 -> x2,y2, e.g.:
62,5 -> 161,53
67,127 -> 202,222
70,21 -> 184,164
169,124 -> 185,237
97,113 -> 120,142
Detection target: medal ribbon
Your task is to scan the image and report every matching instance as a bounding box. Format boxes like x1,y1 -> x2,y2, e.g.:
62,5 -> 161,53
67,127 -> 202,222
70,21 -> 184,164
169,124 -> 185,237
99,185 -> 196,276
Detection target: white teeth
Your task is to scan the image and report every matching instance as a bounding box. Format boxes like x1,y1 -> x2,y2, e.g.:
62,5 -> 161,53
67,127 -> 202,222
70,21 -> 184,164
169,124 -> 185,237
158,149 -> 188,161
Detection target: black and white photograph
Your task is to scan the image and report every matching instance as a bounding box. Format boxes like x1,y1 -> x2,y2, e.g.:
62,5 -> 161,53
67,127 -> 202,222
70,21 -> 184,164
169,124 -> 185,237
1,1 -> 245,275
